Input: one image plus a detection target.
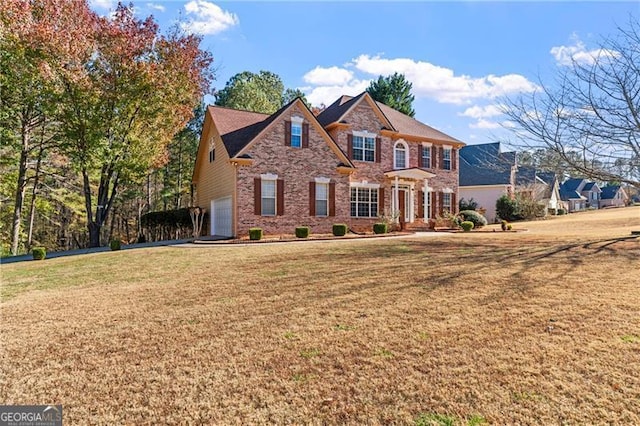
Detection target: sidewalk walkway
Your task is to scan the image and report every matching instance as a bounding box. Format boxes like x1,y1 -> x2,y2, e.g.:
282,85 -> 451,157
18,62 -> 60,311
0,238 -> 202,264
1,232 -> 451,264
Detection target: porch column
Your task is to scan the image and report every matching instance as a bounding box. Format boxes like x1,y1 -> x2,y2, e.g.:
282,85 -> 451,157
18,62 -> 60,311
394,176 -> 399,223
408,183 -> 415,223
423,179 -> 428,220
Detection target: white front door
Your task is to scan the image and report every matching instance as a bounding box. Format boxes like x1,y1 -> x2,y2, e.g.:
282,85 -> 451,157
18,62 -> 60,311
394,185 -> 413,223
211,197 -> 233,237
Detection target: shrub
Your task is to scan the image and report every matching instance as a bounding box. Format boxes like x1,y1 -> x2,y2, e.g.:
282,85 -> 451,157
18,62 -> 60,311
109,239 -> 121,251
32,247 -> 46,260
507,224 -> 513,230
373,223 -> 388,234
460,221 -> 474,232
295,226 -> 310,238
459,197 -> 479,211
496,194 -> 518,221
557,208 -> 567,215
501,220 -> 508,231
458,210 -> 488,228
249,228 -> 263,240
332,224 -> 347,237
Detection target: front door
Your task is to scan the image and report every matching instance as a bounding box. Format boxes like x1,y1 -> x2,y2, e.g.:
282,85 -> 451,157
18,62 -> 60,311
398,190 -> 406,227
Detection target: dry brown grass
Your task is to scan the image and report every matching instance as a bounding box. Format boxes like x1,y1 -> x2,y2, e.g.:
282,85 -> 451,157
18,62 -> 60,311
1,207 -> 639,424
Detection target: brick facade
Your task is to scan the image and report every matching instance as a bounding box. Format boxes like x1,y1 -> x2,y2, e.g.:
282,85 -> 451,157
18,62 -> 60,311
195,95 -> 463,237
236,104 -> 353,236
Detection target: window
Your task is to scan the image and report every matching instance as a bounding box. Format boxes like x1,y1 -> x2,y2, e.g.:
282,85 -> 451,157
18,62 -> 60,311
209,140 -> 215,162
443,148 -> 452,170
291,122 -> 302,148
421,145 -> 430,168
353,135 -> 376,162
315,182 -> 328,216
394,141 -> 408,169
442,193 -> 451,213
261,179 -> 276,216
350,186 -> 378,218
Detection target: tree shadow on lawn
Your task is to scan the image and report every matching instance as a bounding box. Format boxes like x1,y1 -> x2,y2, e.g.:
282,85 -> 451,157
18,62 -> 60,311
298,235 -> 639,306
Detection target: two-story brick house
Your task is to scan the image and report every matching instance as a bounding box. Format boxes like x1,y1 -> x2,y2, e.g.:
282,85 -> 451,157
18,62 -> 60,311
192,92 -> 464,237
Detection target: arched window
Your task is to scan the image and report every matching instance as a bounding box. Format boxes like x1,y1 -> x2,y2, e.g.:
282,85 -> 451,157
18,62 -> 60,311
394,141 -> 408,169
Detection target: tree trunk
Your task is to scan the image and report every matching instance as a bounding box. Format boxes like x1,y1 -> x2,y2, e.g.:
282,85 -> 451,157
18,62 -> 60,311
27,142 -> 45,248
175,138 -> 183,209
88,221 -> 100,248
10,124 -> 31,255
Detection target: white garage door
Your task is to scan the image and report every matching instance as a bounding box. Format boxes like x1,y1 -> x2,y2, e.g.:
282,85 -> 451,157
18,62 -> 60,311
211,197 -> 233,237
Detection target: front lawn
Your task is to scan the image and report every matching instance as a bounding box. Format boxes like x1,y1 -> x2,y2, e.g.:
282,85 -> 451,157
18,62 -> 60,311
1,207 -> 639,424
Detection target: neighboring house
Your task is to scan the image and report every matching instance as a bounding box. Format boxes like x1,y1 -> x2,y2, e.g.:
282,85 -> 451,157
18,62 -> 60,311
599,185 -> 629,208
559,178 -> 602,212
192,92 -> 465,237
458,142 -> 559,222
536,172 -> 563,213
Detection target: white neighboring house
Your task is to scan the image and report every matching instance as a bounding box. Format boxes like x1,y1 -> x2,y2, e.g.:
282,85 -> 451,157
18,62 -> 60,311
459,143 -> 559,222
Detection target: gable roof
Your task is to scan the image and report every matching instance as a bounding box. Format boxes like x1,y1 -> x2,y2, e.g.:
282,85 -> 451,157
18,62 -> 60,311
316,92 -> 463,145
208,106 -> 269,136
600,185 -> 621,200
215,97 -> 354,167
316,94 -> 365,127
459,143 -> 515,186
559,178 -> 587,200
582,181 -> 601,192
216,102 -> 287,158
561,178 -> 585,193
374,101 -> 463,144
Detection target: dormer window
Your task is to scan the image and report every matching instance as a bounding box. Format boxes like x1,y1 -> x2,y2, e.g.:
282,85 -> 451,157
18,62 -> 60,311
287,116 -> 306,148
291,122 -> 302,148
394,141 -> 408,169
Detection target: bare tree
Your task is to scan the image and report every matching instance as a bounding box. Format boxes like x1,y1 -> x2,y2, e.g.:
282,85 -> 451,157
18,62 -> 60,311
503,18 -> 640,188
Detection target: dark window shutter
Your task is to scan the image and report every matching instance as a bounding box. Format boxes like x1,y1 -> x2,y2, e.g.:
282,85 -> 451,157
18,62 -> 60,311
432,145 -> 437,168
451,192 -> 457,214
375,137 -> 382,163
418,191 -> 424,218
329,182 -> 336,216
418,146 -> 423,168
254,178 -> 261,215
277,179 -> 284,215
438,191 -> 444,215
302,123 -> 309,148
284,121 -> 291,146
347,134 -> 353,159
439,147 -> 444,170
309,181 -> 316,216
452,149 -> 457,170
378,187 -> 385,215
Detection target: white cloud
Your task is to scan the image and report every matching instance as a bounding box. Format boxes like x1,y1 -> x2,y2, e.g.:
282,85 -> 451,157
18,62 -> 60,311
470,119 -> 501,130
351,54 -> 537,105
300,54 -> 537,113
305,79 -> 371,108
147,3 -> 165,12
303,66 -> 354,86
90,0 -> 115,9
182,0 -> 238,35
460,104 -> 503,119
550,35 -> 619,66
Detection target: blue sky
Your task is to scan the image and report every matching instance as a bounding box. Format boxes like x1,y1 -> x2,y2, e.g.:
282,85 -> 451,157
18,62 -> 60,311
91,1 -> 639,145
